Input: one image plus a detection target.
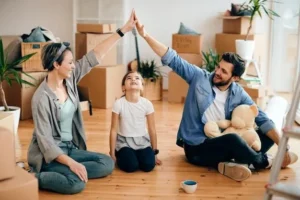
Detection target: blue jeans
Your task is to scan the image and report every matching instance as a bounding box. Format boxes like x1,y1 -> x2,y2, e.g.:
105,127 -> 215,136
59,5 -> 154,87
37,143 -> 114,194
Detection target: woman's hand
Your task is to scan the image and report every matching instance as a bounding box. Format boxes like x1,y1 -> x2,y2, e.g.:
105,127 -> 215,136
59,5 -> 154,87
155,156 -> 162,165
69,161 -> 88,182
121,9 -> 138,34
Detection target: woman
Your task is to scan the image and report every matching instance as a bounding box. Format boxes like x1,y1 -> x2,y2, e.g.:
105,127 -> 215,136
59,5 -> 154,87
27,10 -> 137,195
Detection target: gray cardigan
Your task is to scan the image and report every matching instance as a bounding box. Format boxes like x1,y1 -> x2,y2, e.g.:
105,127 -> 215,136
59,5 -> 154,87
27,51 -> 99,172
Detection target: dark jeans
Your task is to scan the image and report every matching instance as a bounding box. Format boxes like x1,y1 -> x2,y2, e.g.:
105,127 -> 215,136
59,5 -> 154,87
116,147 -> 155,173
37,143 -> 114,194
184,130 -> 274,170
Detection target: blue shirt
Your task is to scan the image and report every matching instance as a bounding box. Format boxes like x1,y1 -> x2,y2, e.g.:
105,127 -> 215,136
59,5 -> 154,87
161,48 -> 275,147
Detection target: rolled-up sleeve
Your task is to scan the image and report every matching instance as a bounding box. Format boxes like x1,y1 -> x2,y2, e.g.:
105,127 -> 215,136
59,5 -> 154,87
161,48 -> 205,84
32,102 -> 64,163
74,50 -> 99,83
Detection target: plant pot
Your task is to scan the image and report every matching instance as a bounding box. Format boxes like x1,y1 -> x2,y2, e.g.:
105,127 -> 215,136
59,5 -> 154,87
235,39 -> 255,60
0,106 -> 20,135
0,106 -> 22,162
143,77 -> 162,101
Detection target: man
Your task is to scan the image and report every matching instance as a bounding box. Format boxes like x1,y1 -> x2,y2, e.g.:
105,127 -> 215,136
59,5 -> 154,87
132,14 -> 298,182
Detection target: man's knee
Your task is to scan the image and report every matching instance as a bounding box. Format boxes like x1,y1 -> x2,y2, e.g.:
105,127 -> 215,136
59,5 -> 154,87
224,134 -> 246,146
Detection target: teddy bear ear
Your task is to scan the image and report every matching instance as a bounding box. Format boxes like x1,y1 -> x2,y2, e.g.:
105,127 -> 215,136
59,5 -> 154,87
250,104 -> 259,117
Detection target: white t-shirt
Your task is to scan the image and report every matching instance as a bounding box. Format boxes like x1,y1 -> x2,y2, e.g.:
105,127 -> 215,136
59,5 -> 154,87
204,86 -> 229,122
112,96 -> 154,137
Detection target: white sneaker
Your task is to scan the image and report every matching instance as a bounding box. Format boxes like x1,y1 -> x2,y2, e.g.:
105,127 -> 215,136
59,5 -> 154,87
288,151 -> 298,165
218,162 -> 252,182
266,154 -> 273,169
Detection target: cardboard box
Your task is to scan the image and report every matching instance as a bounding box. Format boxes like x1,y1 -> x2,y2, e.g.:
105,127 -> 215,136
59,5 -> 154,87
78,65 -> 126,108
178,53 -> 202,67
0,166 -> 38,200
242,85 -> 270,98
75,33 -> 117,65
172,34 -> 202,54
1,35 -> 20,50
253,97 -> 269,110
0,114 -> 15,181
168,71 -> 189,103
143,78 -> 163,101
215,33 -> 266,62
222,16 -> 255,34
77,23 -> 116,34
21,42 -> 49,72
0,72 -> 48,120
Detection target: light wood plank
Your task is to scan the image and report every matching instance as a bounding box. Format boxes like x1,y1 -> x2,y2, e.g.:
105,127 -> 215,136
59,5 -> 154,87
18,95 -> 300,200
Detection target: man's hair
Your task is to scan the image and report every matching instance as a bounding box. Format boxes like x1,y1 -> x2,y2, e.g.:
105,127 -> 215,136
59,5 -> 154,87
221,52 -> 245,77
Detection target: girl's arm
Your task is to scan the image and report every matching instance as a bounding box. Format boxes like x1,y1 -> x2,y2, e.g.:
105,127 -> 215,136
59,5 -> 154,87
109,112 -> 119,162
146,113 -> 162,165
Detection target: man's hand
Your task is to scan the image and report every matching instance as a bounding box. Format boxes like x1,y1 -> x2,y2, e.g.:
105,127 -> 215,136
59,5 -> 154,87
69,161 -> 88,182
121,9 -> 138,33
281,152 -> 291,168
134,12 -> 147,38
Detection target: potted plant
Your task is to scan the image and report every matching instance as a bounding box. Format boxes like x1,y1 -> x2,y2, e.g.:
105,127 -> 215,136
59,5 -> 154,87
201,49 -> 221,72
235,0 -> 280,60
138,59 -> 162,101
0,36 -> 36,143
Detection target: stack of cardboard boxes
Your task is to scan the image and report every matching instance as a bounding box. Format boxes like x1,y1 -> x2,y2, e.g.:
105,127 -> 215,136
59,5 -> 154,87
168,33 -> 203,103
216,16 -> 270,109
0,113 -> 38,200
76,24 -> 126,109
0,37 -> 48,120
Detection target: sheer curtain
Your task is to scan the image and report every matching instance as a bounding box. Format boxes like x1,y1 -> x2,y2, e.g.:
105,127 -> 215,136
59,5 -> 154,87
269,0 -> 300,92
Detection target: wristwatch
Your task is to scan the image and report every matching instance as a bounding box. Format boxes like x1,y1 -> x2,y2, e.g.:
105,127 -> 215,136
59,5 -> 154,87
116,28 -> 124,37
286,144 -> 290,152
153,149 -> 159,155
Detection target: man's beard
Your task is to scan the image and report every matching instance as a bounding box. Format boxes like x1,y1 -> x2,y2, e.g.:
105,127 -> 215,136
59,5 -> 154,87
213,74 -> 232,87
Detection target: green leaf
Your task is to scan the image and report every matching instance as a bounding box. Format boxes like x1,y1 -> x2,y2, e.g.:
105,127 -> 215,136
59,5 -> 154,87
4,76 -> 12,86
269,9 -> 280,17
0,37 -> 4,67
9,52 -> 36,67
20,79 -> 35,87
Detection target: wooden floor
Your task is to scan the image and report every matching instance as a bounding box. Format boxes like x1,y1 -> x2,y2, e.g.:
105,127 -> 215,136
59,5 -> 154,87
18,94 -> 300,200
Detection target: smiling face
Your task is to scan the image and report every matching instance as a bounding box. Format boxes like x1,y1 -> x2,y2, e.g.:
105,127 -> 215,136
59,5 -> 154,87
213,59 -> 236,87
122,71 -> 144,93
53,50 -> 75,79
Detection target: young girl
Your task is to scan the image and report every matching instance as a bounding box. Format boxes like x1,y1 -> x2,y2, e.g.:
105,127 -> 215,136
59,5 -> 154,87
109,71 -> 162,173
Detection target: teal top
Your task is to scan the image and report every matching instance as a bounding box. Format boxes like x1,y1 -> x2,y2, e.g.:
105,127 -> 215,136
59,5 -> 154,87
59,98 -> 76,142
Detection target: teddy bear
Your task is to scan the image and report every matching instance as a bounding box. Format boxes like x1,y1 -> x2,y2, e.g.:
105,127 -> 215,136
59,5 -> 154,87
204,104 -> 261,151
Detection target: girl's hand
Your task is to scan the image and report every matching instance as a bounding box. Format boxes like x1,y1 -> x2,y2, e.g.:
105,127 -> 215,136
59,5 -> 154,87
155,156 -> 162,165
110,151 -> 117,163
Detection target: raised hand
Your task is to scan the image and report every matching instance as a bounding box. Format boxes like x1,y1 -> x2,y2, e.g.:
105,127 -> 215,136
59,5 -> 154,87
121,9 -> 138,33
134,11 -> 147,38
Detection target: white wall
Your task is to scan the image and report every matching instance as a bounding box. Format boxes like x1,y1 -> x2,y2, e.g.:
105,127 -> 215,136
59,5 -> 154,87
124,0 -> 271,88
0,0 -> 73,47
0,0 -> 272,89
